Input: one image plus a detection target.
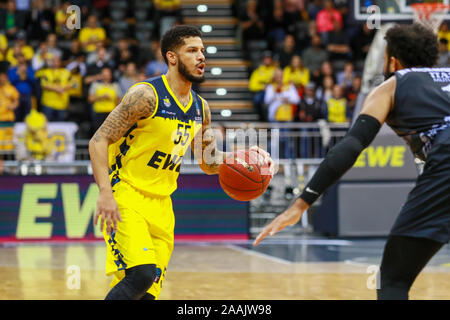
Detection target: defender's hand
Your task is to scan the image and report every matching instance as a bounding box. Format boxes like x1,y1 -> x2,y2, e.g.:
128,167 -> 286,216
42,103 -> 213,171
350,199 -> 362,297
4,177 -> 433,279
249,145 -> 275,176
94,190 -> 122,235
253,198 -> 309,246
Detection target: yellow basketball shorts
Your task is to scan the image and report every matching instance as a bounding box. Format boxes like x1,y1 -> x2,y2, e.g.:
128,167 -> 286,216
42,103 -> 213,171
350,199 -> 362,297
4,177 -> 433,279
103,180 -> 175,299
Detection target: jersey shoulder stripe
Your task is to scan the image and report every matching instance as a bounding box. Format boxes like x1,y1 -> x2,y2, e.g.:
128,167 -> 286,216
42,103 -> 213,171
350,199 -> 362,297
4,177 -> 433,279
197,93 -> 206,122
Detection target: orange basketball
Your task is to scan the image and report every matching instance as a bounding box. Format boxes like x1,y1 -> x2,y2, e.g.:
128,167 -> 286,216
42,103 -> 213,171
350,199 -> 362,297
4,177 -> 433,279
219,150 -> 272,201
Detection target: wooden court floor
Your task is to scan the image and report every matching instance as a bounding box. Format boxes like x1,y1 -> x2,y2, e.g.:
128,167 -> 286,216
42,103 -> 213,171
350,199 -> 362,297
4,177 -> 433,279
0,242 -> 449,300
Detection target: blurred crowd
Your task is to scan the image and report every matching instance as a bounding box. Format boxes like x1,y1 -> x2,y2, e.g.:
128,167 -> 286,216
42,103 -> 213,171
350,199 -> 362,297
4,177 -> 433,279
239,0 -> 450,123
0,0 -> 180,156
0,0 -> 449,160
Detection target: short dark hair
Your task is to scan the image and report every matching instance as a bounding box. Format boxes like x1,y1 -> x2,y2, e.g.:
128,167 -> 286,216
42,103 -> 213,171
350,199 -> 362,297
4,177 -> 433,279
160,25 -> 202,64
385,24 -> 439,68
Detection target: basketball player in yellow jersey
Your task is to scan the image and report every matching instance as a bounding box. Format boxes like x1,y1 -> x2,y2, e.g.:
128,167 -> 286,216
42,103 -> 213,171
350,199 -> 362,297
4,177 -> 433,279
89,25 -> 274,300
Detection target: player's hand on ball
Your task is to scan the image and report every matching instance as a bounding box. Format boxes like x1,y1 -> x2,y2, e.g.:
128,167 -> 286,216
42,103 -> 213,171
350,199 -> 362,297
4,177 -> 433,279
249,145 -> 275,176
94,191 -> 122,235
253,198 -> 310,246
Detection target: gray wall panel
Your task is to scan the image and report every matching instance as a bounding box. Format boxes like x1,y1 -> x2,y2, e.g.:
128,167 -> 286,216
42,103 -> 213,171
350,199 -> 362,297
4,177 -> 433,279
337,183 -> 415,236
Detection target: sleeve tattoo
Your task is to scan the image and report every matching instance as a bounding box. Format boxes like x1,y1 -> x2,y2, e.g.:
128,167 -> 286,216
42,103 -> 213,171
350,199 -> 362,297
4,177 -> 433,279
193,99 -> 225,174
91,84 -> 156,144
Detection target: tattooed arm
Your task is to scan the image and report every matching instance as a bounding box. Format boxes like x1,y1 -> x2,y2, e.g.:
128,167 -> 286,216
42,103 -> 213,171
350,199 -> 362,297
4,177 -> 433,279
191,99 -> 226,175
88,83 -> 156,234
192,99 -> 275,175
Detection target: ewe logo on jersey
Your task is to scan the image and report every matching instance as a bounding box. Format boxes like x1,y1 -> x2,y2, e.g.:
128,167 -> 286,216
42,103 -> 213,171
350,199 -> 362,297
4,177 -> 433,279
147,150 -> 182,172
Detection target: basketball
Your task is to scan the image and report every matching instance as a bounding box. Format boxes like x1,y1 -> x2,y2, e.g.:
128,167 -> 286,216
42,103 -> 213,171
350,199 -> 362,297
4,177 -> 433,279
219,150 -> 272,201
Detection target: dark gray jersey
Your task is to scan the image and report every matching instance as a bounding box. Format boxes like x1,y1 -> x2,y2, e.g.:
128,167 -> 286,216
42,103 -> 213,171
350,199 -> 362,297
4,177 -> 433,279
386,68 -> 450,161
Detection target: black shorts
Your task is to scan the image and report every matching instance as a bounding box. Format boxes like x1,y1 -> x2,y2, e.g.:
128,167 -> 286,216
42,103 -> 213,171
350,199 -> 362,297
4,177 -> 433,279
390,128 -> 450,244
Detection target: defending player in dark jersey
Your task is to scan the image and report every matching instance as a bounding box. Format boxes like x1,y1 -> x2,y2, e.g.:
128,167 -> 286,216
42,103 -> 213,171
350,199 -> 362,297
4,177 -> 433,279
254,24 -> 450,300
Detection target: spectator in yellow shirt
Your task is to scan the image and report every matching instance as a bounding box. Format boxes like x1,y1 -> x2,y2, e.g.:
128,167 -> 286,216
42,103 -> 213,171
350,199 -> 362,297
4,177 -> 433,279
40,56 -> 72,121
46,33 -> 63,59
5,32 -> 34,67
32,42 -> 53,71
264,68 -> 300,159
88,67 -> 122,132
438,22 -> 450,50
283,55 -> 310,91
0,69 -> 19,151
55,1 -> 78,39
0,33 -> 7,62
154,0 -> 181,10
79,15 -> 106,53
249,51 -> 276,121
24,109 -> 52,160
265,68 -> 300,123
66,62 -> 87,123
325,84 -> 348,123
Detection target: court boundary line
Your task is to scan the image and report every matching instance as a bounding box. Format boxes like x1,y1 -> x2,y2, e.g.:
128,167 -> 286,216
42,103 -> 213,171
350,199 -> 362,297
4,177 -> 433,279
225,244 -> 294,265
224,239 -> 354,265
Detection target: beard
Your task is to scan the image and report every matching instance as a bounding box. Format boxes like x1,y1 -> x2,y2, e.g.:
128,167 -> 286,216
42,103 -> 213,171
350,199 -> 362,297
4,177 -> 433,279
178,58 -> 205,84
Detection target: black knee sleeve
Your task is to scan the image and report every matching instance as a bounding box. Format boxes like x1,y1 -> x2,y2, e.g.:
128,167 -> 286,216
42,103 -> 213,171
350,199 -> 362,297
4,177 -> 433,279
126,264 -> 157,295
105,264 -> 157,300
140,293 -> 156,300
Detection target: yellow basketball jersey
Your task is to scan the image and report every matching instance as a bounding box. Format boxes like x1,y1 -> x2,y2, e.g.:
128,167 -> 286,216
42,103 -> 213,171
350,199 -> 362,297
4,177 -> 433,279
108,75 -> 205,197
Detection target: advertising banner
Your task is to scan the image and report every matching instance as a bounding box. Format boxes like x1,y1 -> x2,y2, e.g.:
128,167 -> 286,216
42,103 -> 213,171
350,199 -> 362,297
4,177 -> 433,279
0,174 -> 248,242
342,128 -> 419,181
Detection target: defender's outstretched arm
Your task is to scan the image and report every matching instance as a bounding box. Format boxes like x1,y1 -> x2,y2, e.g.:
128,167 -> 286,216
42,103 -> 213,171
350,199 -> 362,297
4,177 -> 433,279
254,77 -> 396,246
